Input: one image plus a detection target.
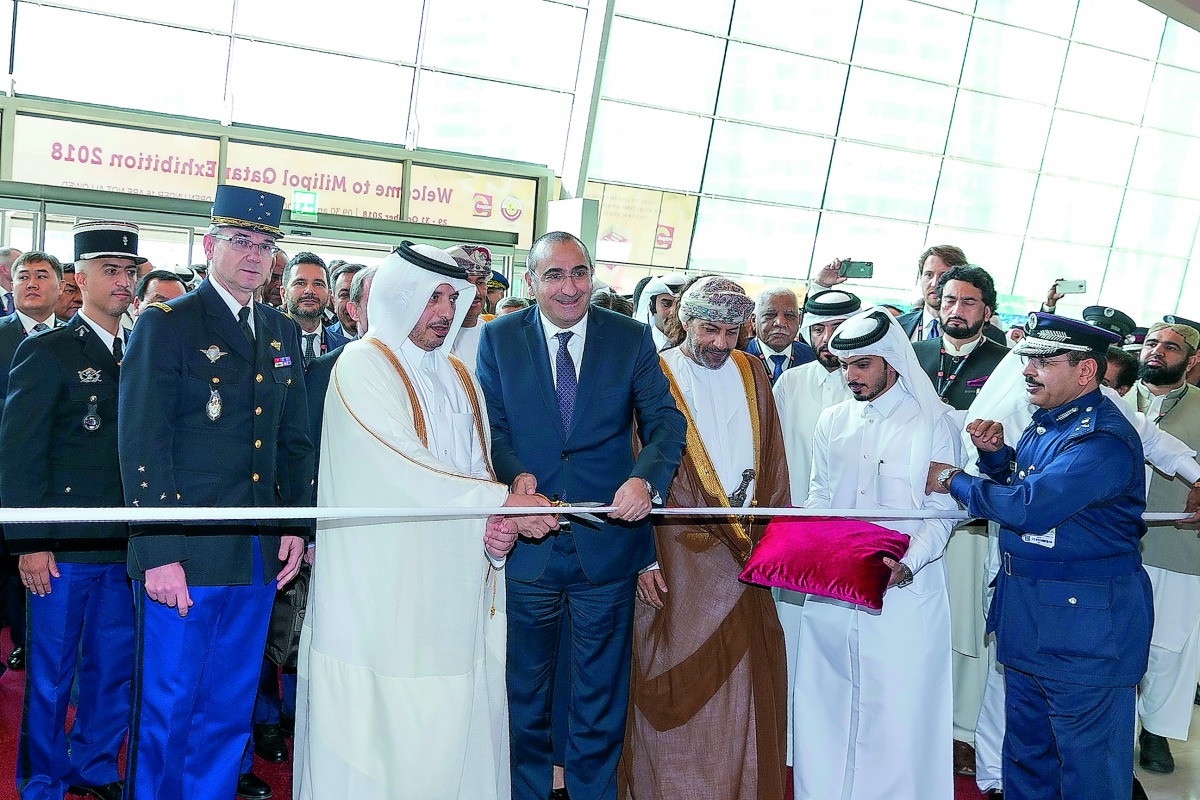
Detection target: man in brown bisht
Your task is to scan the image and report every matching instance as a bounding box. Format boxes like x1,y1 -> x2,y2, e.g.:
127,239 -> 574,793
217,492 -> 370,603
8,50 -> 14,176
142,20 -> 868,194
620,276 -> 789,800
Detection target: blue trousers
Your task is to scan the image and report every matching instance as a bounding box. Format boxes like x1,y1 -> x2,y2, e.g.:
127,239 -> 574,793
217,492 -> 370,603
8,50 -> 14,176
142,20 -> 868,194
16,562 -> 132,800
507,533 -> 636,800
239,659 -> 297,774
1003,667 -> 1135,800
126,544 -> 275,800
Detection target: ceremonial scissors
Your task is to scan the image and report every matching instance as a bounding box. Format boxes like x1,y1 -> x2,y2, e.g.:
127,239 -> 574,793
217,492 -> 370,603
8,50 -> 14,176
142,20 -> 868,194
547,499 -> 609,527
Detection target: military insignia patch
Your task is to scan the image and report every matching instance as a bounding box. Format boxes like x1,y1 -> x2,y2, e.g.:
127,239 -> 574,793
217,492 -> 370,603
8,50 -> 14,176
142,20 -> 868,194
78,367 -> 102,383
201,345 -> 228,363
147,302 -> 172,313
274,356 -> 292,368
270,340 -> 282,351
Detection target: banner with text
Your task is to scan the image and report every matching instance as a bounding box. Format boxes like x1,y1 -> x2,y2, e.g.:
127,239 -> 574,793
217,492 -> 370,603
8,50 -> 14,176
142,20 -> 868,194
408,165 -> 537,249
11,115 -> 220,201
224,142 -> 405,221
585,181 -> 696,270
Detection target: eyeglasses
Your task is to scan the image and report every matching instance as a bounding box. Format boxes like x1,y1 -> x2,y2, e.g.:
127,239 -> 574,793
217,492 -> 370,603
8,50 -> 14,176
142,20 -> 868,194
1020,355 -> 1073,370
211,234 -> 279,258
534,266 -> 592,287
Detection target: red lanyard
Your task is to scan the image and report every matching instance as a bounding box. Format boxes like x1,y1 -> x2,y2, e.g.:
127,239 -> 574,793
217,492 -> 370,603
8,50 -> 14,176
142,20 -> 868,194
935,346 -> 973,398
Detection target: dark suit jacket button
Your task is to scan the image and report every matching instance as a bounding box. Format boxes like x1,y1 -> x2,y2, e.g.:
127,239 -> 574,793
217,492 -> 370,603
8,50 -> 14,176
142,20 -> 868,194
561,452 -> 569,461
551,494 -> 560,502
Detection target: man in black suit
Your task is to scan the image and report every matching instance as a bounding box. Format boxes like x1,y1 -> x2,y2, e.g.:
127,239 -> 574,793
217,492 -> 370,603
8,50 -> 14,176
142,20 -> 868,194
743,286 -> 815,384
0,250 -> 64,673
118,186 -> 313,800
812,249 -> 1006,345
912,263 -> 1009,780
0,224 -> 141,800
283,252 -> 350,367
913,265 -> 1009,410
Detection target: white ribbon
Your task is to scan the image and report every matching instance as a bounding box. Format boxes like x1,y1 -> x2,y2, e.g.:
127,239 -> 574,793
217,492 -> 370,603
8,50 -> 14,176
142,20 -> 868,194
0,506 -> 1188,524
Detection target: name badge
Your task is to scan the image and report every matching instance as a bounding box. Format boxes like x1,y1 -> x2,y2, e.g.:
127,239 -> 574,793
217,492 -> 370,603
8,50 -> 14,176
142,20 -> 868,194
1021,529 -> 1056,549
274,356 -> 292,368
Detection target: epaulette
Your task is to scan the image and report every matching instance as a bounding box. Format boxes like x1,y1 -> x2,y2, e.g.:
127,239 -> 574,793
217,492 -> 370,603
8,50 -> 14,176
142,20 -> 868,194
147,302 -> 172,313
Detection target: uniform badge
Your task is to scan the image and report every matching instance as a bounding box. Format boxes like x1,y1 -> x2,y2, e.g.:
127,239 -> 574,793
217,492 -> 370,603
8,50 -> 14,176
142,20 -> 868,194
274,356 -> 292,368
78,367 -> 102,383
1027,313 -> 1038,329
270,340 -> 282,351
206,388 -> 222,421
201,345 -> 228,363
82,397 -> 101,431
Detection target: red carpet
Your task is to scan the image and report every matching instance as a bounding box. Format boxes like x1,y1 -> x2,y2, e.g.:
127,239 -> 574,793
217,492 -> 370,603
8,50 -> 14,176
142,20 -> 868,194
0,627 -> 982,800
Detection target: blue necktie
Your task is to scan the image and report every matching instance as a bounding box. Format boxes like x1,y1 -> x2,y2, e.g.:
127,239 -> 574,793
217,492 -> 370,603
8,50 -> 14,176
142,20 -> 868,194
555,331 -> 577,431
770,354 -> 786,382
928,319 -> 939,340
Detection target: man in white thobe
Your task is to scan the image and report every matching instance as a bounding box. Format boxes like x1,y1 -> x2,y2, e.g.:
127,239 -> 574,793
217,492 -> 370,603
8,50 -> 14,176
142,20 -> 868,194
769,288 -> 860,761
793,308 -> 959,800
294,242 -> 555,800
633,275 -> 680,351
447,244 -> 493,372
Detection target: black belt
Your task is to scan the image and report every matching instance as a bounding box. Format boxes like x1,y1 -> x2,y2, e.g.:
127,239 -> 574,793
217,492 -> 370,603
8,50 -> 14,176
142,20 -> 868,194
1002,550 -> 1141,580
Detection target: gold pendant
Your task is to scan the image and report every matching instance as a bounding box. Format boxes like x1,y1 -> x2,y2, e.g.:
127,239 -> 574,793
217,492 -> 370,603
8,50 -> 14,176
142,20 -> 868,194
206,387 -> 222,421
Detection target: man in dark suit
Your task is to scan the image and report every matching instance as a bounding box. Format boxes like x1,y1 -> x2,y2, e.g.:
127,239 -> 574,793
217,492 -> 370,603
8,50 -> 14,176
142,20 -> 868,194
118,186 -> 313,800
0,223 -> 141,800
743,286 -> 815,385
283,252 -> 349,367
913,265 -> 1010,411
0,250 -> 65,673
477,231 -> 686,800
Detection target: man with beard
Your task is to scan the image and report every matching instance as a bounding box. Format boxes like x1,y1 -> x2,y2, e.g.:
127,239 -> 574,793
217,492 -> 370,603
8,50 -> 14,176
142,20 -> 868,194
1,223 -> 142,800
632,275 -> 682,351
285,253 -> 349,368
620,277 -> 789,800
912,265 -> 1009,776
794,308 -> 960,800
744,287 -> 815,385
447,244 -> 492,372
932,313 -> 1151,800
769,288 -> 860,761
1164,315 -> 1200,386
294,243 -> 555,800
1130,321 -> 1200,776
55,264 -> 82,323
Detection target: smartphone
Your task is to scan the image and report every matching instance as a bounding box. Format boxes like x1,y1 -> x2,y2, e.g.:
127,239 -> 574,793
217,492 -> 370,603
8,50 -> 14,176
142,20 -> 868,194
1055,279 -> 1087,295
838,260 -> 874,279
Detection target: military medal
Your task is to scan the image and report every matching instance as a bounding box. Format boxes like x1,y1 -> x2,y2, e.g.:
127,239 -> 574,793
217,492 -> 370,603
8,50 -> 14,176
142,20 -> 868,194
201,345 -> 228,363
82,397 -> 101,431
78,367 -> 102,383
207,387 -> 222,421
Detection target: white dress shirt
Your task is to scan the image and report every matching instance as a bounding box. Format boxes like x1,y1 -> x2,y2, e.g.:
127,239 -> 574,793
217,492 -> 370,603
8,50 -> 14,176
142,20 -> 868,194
77,310 -> 125,356
539,312 -> 587,383
209,277 -> 255,337
15,309 -> 57,335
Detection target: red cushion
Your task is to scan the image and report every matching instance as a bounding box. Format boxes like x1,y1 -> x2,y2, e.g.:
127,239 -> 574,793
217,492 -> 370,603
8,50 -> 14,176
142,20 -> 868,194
739,515 -> 910,610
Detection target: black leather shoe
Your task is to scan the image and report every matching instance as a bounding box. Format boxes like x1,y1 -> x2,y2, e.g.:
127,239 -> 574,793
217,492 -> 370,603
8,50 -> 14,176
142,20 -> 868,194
236,773 -> 273,800
1139,728 -> 1175,774
1132,775 -> 1149,800
279,714 -> 295,736
253,723 -> 288,763
550,788 -> 570,800
7,646 -> 24,670
68,782 -> 123,800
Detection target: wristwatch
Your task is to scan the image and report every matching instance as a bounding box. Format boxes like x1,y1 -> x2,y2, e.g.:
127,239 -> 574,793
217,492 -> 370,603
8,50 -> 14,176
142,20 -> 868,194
937,467 -> 959,489
896,562 -> 914,588
641,478 -> 661,505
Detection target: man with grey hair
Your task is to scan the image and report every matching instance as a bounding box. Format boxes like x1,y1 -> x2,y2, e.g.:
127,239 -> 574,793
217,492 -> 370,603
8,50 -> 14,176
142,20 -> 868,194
0,246 -> 23,314
283,252 -> 349,367
327,262 -> 365,341
744,286 -> 815,385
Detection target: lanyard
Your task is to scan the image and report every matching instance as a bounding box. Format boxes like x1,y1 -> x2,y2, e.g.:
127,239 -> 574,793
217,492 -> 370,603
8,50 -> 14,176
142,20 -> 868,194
935,345 -> 974,398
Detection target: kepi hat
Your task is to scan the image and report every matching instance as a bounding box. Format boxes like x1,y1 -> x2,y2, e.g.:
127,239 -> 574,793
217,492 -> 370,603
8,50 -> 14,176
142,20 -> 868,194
73,220 -> 147,265
211,185 -> 285,238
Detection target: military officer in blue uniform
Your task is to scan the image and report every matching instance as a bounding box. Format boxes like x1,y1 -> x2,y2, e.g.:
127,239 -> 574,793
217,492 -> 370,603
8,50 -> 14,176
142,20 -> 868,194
0,222 -> 144,800
118,186 -> 313,800
929,312 -> 1151,800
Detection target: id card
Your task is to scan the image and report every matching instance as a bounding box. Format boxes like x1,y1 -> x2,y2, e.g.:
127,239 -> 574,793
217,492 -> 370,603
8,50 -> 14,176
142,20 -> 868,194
1021,529 -> 1056,549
